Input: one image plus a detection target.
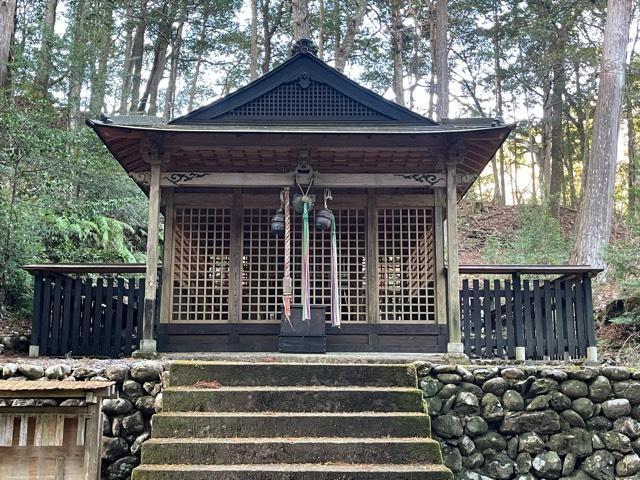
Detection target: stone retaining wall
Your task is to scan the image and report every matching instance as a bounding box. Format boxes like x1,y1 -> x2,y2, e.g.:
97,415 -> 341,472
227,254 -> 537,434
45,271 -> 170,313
420,363 -> 640,479
3,360 -> 640,480
0,360 -> 165,480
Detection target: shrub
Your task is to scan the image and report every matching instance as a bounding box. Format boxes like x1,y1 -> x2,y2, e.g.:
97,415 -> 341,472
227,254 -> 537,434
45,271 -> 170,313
482,206 -> 569,265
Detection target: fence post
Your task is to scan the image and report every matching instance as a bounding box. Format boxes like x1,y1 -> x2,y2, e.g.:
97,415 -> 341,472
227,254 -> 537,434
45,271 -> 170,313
512,272 -> 525,361
29,271 -> 43,357
584,273 -> 598,362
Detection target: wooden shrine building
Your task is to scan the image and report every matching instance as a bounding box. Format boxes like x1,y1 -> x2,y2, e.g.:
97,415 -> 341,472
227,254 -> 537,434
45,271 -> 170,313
85,39 -> 512,355
24,40 -> 600,360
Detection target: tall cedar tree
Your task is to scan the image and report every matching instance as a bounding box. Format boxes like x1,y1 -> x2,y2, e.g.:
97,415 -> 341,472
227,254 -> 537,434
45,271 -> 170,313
571,0 -> 633,269
435,0 -> 449,120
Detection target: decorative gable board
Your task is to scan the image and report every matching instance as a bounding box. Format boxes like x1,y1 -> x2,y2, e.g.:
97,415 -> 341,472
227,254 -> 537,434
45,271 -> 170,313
171,53 -> 436,125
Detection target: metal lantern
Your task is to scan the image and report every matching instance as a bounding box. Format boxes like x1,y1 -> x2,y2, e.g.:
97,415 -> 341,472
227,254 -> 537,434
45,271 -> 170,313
271,209 -> 285,236
315,208 -> 333,231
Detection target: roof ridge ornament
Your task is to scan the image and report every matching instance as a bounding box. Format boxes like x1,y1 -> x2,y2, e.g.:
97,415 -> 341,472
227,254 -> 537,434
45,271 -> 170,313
291,38 -> 318,56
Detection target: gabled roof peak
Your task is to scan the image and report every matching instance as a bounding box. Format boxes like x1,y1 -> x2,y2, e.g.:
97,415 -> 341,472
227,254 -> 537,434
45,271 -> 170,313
170,46 -> 436,126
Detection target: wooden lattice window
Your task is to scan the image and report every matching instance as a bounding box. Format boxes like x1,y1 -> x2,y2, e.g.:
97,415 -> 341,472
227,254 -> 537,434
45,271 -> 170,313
378,207 -> 435,323
241,208 -> 283,322
240,207 -> 367,323
172,207 -> 230,322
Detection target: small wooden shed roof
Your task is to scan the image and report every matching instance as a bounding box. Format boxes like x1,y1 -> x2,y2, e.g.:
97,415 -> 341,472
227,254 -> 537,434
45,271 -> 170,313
0,380 -> 115,399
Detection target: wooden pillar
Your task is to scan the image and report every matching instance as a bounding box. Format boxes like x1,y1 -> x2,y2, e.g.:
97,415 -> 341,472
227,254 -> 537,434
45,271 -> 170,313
139,161 -> 161,354
433,189 -> 447,326
159,188 -> 174,327
366,191 -> 379,325
446,162 -> 463,354
229,188 -> 243,323
82,401 -> 103,479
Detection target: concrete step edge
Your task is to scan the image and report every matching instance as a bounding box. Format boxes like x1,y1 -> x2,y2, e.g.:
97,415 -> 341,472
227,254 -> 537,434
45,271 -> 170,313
168,362 -> 418,388
143,437 -> 441,444
153,411 -> 430,417
165,386 -> 420,392
133,463 -> 452,472
169,361 -> 418,367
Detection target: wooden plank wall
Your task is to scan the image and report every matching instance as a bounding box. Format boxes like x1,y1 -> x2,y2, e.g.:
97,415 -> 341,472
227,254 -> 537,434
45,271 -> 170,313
0,413 -> 86,479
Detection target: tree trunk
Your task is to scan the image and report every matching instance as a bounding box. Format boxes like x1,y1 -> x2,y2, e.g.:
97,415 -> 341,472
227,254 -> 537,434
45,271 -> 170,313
571,0 -> 633,269
250,0 -> 258,80
0,153 -> 21,310
490,156 -> 502,204
118,2 -> 135,114
0,0 -> 16,92
261,0 -> 284,74
549,25 -> 567,217
390,0 -> 404,106
565,146 -> 578,208
318,0 -> 325,59
334,0 -> 367,72
491,4 -> 505,205
540,79 -> 553,199
292,0 -> 310,41
187,6 -> 209,112
137,2 -> 172,115
627,92 -> 638,214
434,0 -> 448,120
530,135 -> 538,203
34,0 -> 58,97
427,7 -> 436,119
163,21 -> 184,120
67,0 -> 89,129
129,0 -> 148,112
89,1 -> 114,116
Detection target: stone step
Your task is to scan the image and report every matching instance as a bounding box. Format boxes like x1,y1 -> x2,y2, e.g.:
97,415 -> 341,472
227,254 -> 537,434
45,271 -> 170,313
140,437 -> 444,465
132,463 -> 453,480
169,361 -> 417,388
152,411 -> 431,438
163,386 -> 425,413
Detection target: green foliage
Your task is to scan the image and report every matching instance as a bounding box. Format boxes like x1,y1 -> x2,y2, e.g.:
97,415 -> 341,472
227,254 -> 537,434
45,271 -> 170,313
482,206 -> 569,265
0,95 -> 147,315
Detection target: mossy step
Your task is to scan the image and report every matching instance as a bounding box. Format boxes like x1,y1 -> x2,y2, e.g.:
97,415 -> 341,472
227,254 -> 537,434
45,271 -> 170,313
152,411 -> 431,438
163,386 -> 425,413
140,437 -> 445,465
168,361 -> 417,388
132,463 -> 453,480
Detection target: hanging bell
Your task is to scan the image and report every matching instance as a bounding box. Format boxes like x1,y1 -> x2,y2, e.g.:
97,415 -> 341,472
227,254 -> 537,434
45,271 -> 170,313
315,208 -> 333,231
292,194 -> 314,214
271,209 -> 285,236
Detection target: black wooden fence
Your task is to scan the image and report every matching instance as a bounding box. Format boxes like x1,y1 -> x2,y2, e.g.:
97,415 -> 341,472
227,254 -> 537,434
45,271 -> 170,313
460,266 -> 601,359
27,264 -> 148,357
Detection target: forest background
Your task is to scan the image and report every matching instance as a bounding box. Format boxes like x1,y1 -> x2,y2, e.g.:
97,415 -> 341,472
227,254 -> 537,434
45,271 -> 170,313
1,0 -> 639,354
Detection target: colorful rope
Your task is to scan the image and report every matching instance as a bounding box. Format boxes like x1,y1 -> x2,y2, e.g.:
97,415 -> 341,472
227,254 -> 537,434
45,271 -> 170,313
282,188 -> 292,321
302,199 -> 311,321
330,211 -> 341,328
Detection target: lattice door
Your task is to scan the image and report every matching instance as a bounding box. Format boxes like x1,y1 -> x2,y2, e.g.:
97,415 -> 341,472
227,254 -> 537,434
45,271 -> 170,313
241,208 -> 283,322
241,207 -> 367,323
171,207 -> 231,322
378,207 -> 436,323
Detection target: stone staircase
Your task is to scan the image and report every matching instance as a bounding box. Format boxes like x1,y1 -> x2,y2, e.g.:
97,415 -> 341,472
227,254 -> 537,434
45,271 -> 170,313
132,361 -> 452,480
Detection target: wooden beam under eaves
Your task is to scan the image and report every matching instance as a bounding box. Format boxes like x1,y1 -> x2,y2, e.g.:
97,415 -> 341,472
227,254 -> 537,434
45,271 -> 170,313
130,171 -> 478,188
